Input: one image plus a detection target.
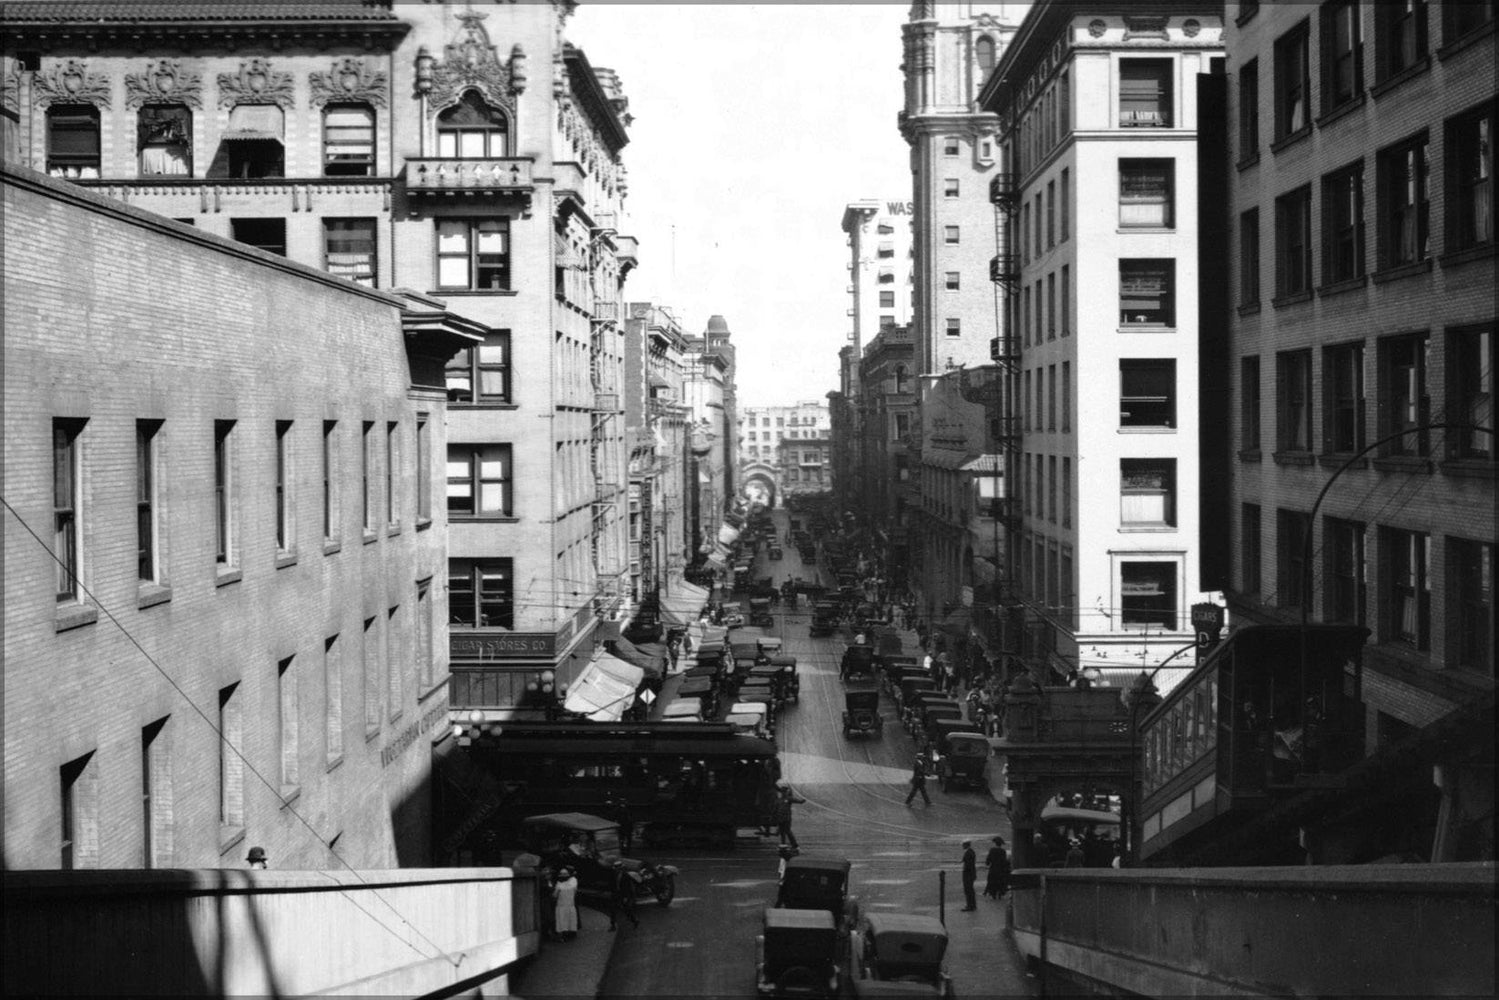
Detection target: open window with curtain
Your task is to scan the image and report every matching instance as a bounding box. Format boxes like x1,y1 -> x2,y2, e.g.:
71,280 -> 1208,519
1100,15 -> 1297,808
137,104 -> 191,176
211,104 -> 284,179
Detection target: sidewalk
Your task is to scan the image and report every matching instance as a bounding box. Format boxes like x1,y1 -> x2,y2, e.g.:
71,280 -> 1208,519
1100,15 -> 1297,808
508,920 -> 619,999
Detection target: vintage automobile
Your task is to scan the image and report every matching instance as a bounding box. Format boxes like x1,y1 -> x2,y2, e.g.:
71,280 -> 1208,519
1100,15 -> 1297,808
896,676 -> 938,717
769,545 -> 784,561
750,597 -> 776,628
776,855 -> 859,929
849,913 -> 954,997
727,711 -> 773,739
934,730 -> 990,792
519,812 -> 678,905
810,601 -> 842,637
756,907 -> 842,997
730,701 -> 772,735
881,660 -> 922,697
909,696 -> 963,736
768,655 -> 800,703
842,688 -> 883,739
839,643 -> 877,683
1038,802 -> 1121,867
662,698 -> 704,721
736,690 -> 778,730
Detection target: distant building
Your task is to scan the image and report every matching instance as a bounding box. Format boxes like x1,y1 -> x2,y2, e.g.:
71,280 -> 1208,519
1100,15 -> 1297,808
857,323 -> 919,587
683,317 -> 739,562
3,162 -> 479,869
739,401 -> 833,505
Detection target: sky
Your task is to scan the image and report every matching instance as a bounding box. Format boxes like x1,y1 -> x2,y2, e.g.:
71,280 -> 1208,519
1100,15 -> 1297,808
567,2 -> 916,407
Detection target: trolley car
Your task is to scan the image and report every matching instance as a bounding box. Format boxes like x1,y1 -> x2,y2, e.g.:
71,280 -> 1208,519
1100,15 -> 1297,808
1136,624 -> 1369,864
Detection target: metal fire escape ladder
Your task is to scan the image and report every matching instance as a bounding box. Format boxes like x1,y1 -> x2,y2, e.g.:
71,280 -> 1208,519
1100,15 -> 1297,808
588,218 -> 623,608
987,172 -> 1023,609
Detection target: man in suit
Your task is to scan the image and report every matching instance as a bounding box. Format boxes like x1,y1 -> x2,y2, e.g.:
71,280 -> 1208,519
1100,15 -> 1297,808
960,841 -> 978,911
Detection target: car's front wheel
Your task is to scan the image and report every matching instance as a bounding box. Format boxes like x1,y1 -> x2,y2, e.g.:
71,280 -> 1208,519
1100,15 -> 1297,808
653,873 -> 676,906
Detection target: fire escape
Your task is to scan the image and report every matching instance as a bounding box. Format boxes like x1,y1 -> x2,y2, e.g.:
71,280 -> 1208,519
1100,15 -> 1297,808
986,170 -> 1025,664
589,213 -> 622,616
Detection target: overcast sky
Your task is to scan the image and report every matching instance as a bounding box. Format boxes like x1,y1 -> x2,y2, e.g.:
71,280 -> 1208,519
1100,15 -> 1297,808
568,2 -> 915,407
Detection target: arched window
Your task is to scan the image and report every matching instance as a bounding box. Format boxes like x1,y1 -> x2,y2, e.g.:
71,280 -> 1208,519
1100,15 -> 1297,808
976,36 -> 996,73
138,104 -> 191,176
323,103 -> 375,176
437,90 -> 510,159
46,104 -> 100,178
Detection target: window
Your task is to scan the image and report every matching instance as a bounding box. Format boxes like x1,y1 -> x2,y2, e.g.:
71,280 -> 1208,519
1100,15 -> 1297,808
324,218 -> 377,286
1022,287 -> 1031,346
416,414 -> 431,522
1448,325 -> 1493,459
1323,342 -> 1366,453
1120,159 -> 1175,227
141,717 -> 171,868
59,752 -> 99,869
1238,59 -> 1261,159
1241,503 -> 1263,595
1120,359 -> 1177,428
1048,365 -> 1057,430
877,267 -> 895,284
1022,205 -> 1030,263
1119,259 -> 1175,326
1046,273 -> 1056,340
1378,134 -> 1430,268
1062,457 -> 1072,527
877,222 -> 895,235
275,420 -> 293,552
447,443 -> 513,517
944,137 -> 960,156
1325,517 -> 1367,625
1274,21 -> 1311,139
944,225 -> 960,245
1061,362 -> 1071,432
361,421 -> 374,531
220,104 -> 284,177
1275,185 -> 1313,298
135,420 -> 160,583
946,318 -> 960,337
944,178 -> 959,198
325,635 -> 343,765
1119,59 -> 1173,127
1276,508 -> 1311,610
1121,459 -> 1177,526
363,616 -> 381,732
1450,538 -> 1494,674
1034,281 -> 1044,341
1383,527 -> 1430,649
1121,562 -> 1177,629
879,290 -> 895,308
437,90 -> 509,157
1047,456 -> 1058,523
1276,349 -> 1314,452
1034,194 -> 1044,256
449,558 -> 514,629
1060,169 -> 1070,241
47,104 -> 100,178
1240,208 -> 1261,305
877,242 -> 895,259
214,420 -> 235,567
385,421 -> 398,526
138,104 -> 191,176
1444,1 -> 1496,43
1376,0 -> 1427,82
1446,103 -> 1495,252
446,329 -> 512,404
1046,180 -> 1056,246
944,271 -> 960,290
323,103 -> 375,176
437,218 -> 511,290
322,421 -> 337,541
278,655 -> 299,790
894,413 -> 911,440
230,218 -> 286,256
976,35 -> 996,72
1321,162 -> 1366,284
1379,332 -> 1430,456
387,605 -> 403,720
1321,3 -> 1364,117
1242,356 -> 1262,450
218,683 -> 243,829
417,580 -> 434,690
1060,265 -> 1070,335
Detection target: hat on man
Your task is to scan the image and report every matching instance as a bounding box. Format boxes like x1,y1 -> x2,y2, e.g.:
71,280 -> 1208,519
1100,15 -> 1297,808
992,835 -> 1007,846
962,840 -> 972,848
246,846 -> 267,863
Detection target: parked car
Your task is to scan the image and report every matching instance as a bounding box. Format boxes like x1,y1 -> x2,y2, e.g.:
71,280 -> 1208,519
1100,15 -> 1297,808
842,688 -> 883,739
849,912 -> 954,997
934,730 -> 990,792
756,908 -> 843,998
776,856 -> 858,929
519,812 -> 677,905
750,597 -> 775,628
840,644 -> 877,683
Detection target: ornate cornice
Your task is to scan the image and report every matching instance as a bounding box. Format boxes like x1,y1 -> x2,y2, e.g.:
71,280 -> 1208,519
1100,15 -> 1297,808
557,97 -> 620,196
309,57 -> 388,108
428,12 -> 518,119
217,58 -> 294,109
32,59 -> 111,109
124,60 -> 203,111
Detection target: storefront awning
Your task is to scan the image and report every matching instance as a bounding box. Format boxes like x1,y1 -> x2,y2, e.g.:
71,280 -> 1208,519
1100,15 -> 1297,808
609,636 -> 665,679
562,653 -> 643,721
960,453 -> 1003,473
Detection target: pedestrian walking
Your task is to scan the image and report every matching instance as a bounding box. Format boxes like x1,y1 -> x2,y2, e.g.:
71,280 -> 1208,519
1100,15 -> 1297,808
960,841 -> 978,911
245,846 -> 268,869
904,754 -> 931,806
607,861 -> 639,931
552,867 -> 580,939
984,836 -> 1011,899
774,779 -> 806,850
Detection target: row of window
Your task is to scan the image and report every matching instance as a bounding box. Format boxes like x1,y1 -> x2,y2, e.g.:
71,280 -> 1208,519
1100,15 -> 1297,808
1240,504 -> 1492,670
1020,534 -> 1187,634
1019,168 -> 1073,263
51,414 -> 432,613
1239,105 -> 1495,305
1020,265 -> 1071,346
44,87 -> 511,180
1239,325 -> 1492,460
1242,2 -> 1493,161
58,586 -> 434,868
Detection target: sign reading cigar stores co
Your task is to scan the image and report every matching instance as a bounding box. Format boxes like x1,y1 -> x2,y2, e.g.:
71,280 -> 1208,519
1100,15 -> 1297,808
450,632 -> 556,659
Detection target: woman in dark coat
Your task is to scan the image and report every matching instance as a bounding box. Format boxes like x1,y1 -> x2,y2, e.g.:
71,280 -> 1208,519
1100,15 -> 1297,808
984,836 -> 1011,899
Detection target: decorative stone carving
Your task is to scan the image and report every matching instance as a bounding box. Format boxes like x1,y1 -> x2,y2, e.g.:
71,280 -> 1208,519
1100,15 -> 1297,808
309,57 -> 388,108
217,58 -> 295,109
2,62 -> 20,114
1182,19 -> 1202,38
1088,19 -> 1107,38
1124,16 -> 1170,40
32,59 -> 112,109
428,11 -> 516,119
125,59 -> 203,110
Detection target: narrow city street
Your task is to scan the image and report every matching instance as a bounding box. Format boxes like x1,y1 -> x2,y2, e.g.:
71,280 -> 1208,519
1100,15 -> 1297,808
596,509 -> 1036,997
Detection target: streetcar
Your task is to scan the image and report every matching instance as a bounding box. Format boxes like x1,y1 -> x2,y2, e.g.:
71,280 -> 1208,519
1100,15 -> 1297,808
464,721 -> 780,848
1136,624 -> 1369,865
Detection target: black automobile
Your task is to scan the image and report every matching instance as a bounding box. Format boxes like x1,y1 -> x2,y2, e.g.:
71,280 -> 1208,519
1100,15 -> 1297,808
842,688 -> 883,739
519,812 -> 678,906
840,644 -> 876,683
810,601 -> 841,637
776,855 -> 859,929
757,908 -> 842,998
